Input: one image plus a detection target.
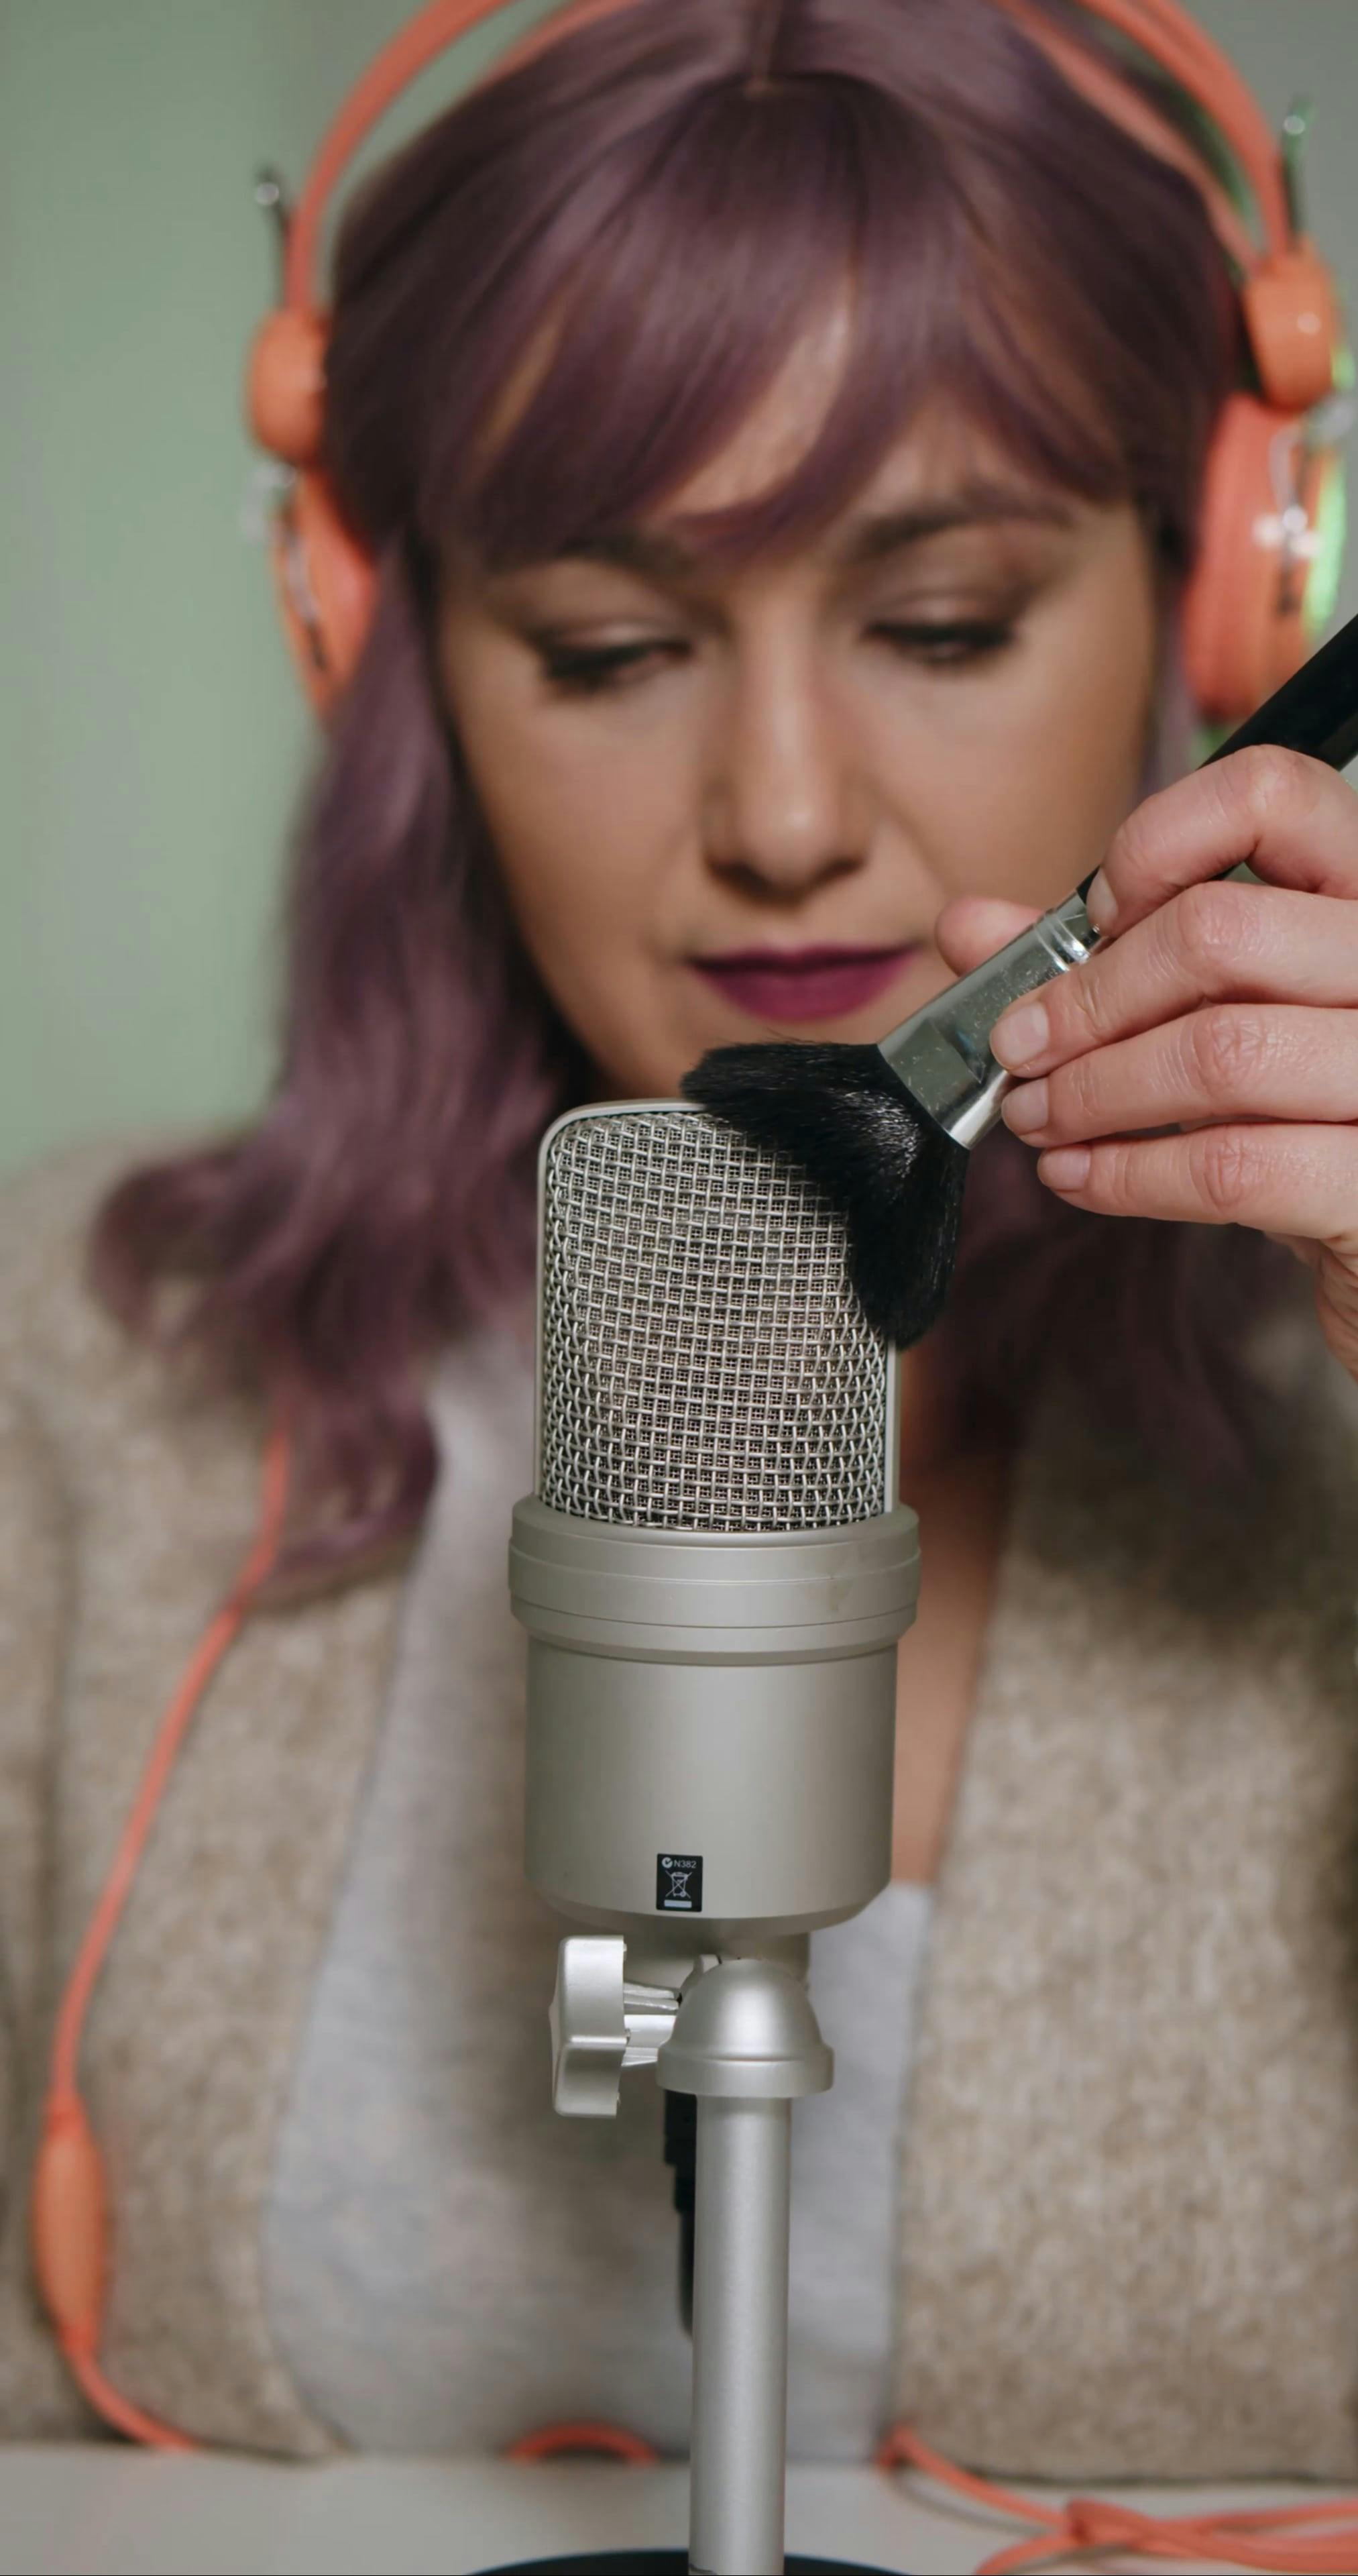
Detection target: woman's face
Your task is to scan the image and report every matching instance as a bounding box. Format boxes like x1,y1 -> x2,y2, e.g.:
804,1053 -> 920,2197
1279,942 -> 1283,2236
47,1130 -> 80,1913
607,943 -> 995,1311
437,339 -> 1159,1099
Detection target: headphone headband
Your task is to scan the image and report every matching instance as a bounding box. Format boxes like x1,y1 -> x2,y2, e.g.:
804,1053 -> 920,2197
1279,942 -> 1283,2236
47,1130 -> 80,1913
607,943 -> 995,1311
282,0 -> 1299,317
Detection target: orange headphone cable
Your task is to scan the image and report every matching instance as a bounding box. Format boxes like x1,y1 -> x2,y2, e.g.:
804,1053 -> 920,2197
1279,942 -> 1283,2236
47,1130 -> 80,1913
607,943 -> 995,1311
505,2422 -> 661,2465
500,2414 -> 1358,2569
31,1418 -> 294,2451
876,2424 -> 1358,2575
54,0 -> 1345,2476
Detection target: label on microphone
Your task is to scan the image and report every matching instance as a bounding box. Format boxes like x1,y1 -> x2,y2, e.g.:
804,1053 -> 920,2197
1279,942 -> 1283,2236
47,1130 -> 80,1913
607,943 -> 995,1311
657,1853 -> 703,1913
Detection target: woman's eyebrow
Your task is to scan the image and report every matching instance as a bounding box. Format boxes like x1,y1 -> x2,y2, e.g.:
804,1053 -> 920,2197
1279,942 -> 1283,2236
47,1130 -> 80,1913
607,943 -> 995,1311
555,529 -> 697,581
842,488 -> 1076,566
543,486 -> 1074,583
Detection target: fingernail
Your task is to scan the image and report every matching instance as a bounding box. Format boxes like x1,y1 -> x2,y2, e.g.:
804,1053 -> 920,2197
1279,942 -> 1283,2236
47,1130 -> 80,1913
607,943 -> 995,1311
1039,1146 -> 1091,1191
1002,1078 -> 1048,1136
991,1001 -> 1050,1071
1084,870 -> 1117,933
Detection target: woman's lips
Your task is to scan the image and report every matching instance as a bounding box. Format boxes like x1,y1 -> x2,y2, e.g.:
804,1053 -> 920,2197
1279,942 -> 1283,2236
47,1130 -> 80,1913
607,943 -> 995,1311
691,944 -> 918,1024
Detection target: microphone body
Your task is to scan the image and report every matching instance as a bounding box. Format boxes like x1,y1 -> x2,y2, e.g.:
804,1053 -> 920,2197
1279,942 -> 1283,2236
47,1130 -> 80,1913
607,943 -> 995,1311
513,1502 -> 915,1954
509,1100 -> 919,1965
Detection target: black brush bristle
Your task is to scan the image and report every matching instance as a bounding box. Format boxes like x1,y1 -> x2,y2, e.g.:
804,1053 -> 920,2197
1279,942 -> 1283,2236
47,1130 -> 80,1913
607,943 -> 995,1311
681,1041 -> 968,1349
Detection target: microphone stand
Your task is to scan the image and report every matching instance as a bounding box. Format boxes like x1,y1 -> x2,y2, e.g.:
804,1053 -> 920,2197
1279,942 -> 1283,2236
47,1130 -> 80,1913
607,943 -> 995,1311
490,1930 -> 899,2576
662,1949 -> 840,2575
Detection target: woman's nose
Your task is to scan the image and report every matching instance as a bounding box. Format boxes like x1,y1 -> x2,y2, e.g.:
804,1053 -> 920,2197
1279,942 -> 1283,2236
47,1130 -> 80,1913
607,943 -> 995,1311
702,643 -> 867,897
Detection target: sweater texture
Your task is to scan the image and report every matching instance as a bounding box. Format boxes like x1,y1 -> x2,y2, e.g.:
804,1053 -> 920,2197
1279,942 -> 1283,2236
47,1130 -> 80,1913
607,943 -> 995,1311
4,1141 -> 1358,2472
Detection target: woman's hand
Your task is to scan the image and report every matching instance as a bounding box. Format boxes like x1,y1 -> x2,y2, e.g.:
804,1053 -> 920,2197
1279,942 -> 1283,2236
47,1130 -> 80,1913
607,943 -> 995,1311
937,747 -> 1358,1386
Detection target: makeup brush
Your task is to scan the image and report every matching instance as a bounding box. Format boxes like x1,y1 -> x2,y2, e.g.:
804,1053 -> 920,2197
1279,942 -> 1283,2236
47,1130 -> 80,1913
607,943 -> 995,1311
682,608 -> 1358,1348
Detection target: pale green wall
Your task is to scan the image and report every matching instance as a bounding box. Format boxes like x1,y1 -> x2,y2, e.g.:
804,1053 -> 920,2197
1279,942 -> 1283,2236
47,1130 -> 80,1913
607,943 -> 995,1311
0,0 -> 555,1177
3,2 -> 1356,1178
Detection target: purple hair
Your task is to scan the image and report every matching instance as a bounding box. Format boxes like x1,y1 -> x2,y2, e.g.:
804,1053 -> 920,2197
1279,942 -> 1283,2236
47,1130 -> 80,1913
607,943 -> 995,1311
93,0 -> 1286,1576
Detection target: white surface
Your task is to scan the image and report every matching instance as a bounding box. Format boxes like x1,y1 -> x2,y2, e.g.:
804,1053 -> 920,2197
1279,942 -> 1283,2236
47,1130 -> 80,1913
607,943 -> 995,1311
0,2449 -> 1354,2576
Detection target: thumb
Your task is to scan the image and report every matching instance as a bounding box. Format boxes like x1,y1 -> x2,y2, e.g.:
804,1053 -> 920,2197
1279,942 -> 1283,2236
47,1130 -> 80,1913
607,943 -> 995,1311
934,895 -> 1041,979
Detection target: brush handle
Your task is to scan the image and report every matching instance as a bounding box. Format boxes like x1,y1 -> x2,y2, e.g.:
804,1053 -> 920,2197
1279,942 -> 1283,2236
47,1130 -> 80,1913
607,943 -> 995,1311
1073,606 -> 1358,902
881,893 -> 1103,1147
885,606 -> 1358,1150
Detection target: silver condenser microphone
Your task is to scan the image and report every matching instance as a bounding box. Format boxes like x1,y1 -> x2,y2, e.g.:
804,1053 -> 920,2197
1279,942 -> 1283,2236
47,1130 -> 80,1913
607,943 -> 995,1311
511,1099 -> 919,1958
505,1102 -> 917,2576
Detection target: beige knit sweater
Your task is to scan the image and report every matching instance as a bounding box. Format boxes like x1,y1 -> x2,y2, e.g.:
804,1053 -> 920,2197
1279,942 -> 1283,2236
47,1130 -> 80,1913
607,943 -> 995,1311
5,1139 -> 1358,2475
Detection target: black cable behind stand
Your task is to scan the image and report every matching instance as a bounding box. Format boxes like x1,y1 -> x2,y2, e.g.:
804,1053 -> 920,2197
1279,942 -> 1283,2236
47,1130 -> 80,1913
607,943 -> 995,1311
663,2088 -> 697,2336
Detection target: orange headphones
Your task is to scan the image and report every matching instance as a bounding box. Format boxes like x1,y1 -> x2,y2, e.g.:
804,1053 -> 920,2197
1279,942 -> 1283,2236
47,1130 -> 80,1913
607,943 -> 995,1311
246,0 -> 1348,727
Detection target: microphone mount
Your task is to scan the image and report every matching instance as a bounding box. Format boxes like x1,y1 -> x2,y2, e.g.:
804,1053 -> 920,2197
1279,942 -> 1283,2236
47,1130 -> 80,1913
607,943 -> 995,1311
549,1935 -> 685,2118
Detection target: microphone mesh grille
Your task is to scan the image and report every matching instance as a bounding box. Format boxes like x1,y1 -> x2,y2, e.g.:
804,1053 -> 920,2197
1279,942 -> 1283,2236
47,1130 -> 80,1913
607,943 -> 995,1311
537,1106 -> 889,1532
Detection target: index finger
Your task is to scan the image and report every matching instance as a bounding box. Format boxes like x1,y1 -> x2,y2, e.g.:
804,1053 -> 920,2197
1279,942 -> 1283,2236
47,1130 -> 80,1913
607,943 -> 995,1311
991,880 -> 1358,1077
1084,748 -> 1358,937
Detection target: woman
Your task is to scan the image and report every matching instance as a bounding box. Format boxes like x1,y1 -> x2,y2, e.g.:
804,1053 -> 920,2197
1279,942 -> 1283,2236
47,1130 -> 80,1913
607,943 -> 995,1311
5,0 -> 1358,2491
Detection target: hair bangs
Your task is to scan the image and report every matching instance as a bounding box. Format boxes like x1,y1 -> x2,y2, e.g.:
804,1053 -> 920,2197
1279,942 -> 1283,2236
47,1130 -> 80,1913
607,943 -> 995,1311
445,67 -> 1162,578
459,77 -> 889,566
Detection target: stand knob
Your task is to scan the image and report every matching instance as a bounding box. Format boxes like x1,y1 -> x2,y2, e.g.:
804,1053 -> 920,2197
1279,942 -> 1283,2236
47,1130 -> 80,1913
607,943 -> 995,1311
549,1937 -> 680,2117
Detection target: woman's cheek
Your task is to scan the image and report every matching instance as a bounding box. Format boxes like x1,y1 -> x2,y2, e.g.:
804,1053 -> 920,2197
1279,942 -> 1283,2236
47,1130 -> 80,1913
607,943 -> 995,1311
908,533 -> 1156,912
475,782 -> 679,1091
480,738 -> 659,955
509,839 -> 638,1003
452,678 -> 695,1076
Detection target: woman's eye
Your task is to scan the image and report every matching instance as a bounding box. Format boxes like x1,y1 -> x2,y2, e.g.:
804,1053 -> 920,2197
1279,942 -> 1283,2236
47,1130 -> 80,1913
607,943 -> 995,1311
536,637 -> 687,695
872,619 -> 1017,667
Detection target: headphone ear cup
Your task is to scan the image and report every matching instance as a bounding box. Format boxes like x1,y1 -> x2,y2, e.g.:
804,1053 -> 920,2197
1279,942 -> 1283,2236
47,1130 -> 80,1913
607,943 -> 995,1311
267,471 -> 378,717
247,309 -> 329,468
1180,393 -> 1312,726
1241,246 -> 1341,415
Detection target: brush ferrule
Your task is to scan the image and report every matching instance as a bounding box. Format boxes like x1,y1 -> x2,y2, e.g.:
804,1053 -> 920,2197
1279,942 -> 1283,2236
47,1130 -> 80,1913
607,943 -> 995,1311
879,890 -> 1103,1150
